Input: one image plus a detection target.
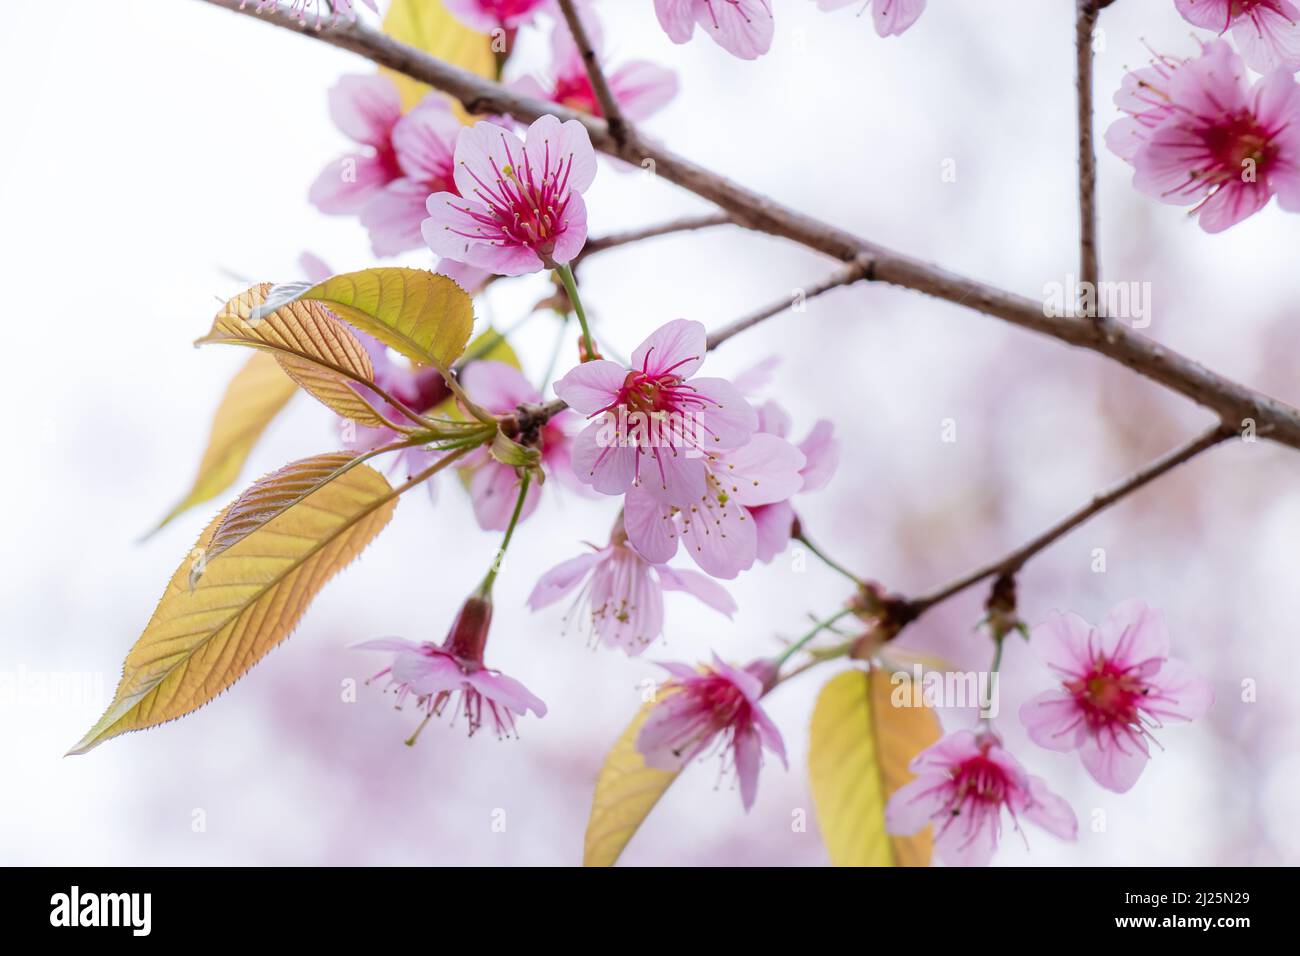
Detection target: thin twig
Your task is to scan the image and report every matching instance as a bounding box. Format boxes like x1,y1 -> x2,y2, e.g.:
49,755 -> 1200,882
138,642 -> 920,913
192,0 -> 1300,450
908,424 -> 1234,615
1076,0 -> 1101,321
556,0 -> 627,145
577,213 -> 732,265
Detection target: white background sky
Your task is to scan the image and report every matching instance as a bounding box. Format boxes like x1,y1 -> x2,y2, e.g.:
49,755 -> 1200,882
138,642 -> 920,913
1,0 -> 1297,865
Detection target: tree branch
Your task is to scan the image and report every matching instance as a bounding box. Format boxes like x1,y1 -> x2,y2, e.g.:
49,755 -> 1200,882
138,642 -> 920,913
555,0 -> 627,145
193,0 -> 1300,450
576,213 -> 732,265
1076,0 -> 1101,315
907,424 -> 1233,616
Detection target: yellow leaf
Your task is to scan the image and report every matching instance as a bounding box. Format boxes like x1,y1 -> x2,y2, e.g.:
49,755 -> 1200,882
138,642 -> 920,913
381,0 -> 497,115
583,700 -> 680,867
151,351 -> 296,532
70,462 -> 399,754
808,667 -> 941,866
303,268 -> 475,373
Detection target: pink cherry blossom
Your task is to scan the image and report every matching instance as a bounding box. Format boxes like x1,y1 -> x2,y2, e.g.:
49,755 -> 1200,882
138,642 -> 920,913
555,319 -> 759,511
1107,39 -> 1300,232
814,0 -> 927,37
748,400 -> 839,562
422,115 -> 597,276
513,13 -> 678,122
654,0 -> 775,60
458,360 -> 580,530
637,654 -> 786,810
309,74 -> 403,215
1175,0 -> 1300,74
1019,600 -> 1214,794
885,728 -> 1077,867
527,521 -> 736,655
360,94 -> 464,256
445,0 -> 554,33
355,596 -> 546,740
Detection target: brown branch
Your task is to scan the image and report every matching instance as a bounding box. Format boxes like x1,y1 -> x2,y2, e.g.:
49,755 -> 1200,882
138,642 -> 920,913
1076,0 -> 1101,318
193,0 -> 1300,451
555,0 -> 627,145
907,424 -> 1233,616
576,213 -> 732,265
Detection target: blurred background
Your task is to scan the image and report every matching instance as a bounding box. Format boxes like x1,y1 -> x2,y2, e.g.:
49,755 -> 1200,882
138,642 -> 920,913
2,0 -> 1297,866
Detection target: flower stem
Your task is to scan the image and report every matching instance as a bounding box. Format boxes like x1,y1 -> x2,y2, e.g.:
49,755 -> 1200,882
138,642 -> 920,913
774,607 -> 856,669
477,470 -> 532,598
555,263 -> 596,361
794,527 -> 863,587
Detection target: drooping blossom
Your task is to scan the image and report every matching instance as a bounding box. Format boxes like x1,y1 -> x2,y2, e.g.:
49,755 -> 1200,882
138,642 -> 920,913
512,12 -> 678,123
654,0 -> 775,60
555,318 -> 758,509
1174,0 -> 1300,74
621,431 -> 806,578
445,0 -> 554,33
355,596 -> 546,741
360,95 -> 465,256
308,74 -> 403,215
422,115 -> 597,276
241,0 -> 377,28
814,0 -> 926,37
748,400 -> 839,562
1106,39 -> 1300,232
1019,601 -> 1214,793
885,728 -> 1078,867
458,359 -> 581,530
637,654 -> 786,809
527,518 -> 736,655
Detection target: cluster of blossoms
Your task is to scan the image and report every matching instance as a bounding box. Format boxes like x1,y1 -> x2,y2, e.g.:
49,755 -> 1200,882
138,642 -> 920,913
290,1 -> 1220,864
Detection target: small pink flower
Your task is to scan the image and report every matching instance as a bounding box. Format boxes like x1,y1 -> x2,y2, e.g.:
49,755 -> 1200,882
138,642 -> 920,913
355,596 -> 546,741
1175,0 -> 1300,74
445,0 -> 554,33
886,728 -> 1078,867
748,400 -> 839,563
309,74 -> 403,215
654,0 -> 775,60
513,12 -> 678,122
1019,600 -> 1214,793
458,360 -> 580,530
637,654 -> 786,810
1107,39 -> 1300,232
422,115 -> 597,276
360,94 -> 465,256
556,319 -> 759,509
814,0 -> 926,37
527,523 -> 736,655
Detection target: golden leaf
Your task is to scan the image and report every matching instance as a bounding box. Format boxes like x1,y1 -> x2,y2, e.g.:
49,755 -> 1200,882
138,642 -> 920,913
808,667 -> 941,866
381,0 -> 497,115
151,351 -> 296,532
583,699 -> 680,867
70,462 -> 399,754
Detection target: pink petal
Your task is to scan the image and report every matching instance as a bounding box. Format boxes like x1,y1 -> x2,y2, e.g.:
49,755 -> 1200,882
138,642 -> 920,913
1144,657 -> 1214,722
677,485 -> 757,579
656,565 -> 737,617
797,420 -> 839,492
697,0 -> 774,60
527,551 -> 600,609
1097,600 -> 1170,669
309,152 -> 396,215
689,377 -> 759,450
623,488 -> 681,563
462,360 -> 541,414
885,773 -> 946,835
1079,728 -> 1150,793
750,500 -> 795,562
1021,775 -> 1079,842
360,178 -> 431,256
630,318 -> 707,379
469,460 -> 540,531
1019,689 -> 1087,753
873,0 -> 927,37
608,61 -> 680,122
711,433 -> 806,507
465,668 -> 547,718
328,73 -> 401,148
733,724 -> 763,811
1031,610 -> 1094,679
391,94 -> 461,182
552,359 -> 626,414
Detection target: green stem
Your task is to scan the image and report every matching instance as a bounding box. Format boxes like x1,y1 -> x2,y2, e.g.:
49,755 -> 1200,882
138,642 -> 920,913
555,263 -> 596,360
477,470 -> 532,597
795,529 -> 864,587
774,607 -> 856,669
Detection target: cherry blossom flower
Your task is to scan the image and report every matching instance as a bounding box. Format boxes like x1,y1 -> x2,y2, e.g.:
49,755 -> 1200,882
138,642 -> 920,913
1106,39 -> 1300,232
308,74 -> 404,215
814,0 -> 927,37
445,0 -> 554,33
637,654 -> 786,809
1019,600 -> 1214,793
458,360 -> 580,530
1174,0 -> 1300,74
748,400 -> 839,562
422,115 -> 597,276
355,596 -> 547,740
885,728 -> 1078,867
527,520 -> 736,654
512,14 -> 678,122
555,319 -> 758,510
360,95 -> 465,256
654,0 -> 775,60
